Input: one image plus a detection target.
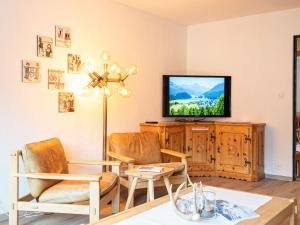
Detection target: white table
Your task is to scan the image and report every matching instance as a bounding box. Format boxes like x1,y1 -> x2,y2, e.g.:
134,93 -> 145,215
90,186 -> 297,225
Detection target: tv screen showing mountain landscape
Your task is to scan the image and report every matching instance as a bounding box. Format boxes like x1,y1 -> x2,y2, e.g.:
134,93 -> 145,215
169,77 -> 226,116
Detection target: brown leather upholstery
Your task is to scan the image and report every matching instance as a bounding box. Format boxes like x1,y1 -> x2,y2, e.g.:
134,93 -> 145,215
38,172 -> 118,203
22,138 -> 68,198
109,132 -> 162,165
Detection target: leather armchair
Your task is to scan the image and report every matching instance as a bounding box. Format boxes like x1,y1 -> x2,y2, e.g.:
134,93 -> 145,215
107,132 -> 190,207
9,138 -> 121,225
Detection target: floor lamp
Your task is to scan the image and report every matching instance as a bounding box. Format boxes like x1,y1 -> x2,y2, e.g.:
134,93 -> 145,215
86,52 -> 137,162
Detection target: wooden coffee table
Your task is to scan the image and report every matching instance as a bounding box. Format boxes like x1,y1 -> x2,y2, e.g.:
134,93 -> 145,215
88,186 -> 297,225
124,166 -> 174,210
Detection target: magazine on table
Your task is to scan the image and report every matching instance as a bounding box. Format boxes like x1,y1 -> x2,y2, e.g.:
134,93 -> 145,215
137,166 -> 163,173
216,200 -> 259,222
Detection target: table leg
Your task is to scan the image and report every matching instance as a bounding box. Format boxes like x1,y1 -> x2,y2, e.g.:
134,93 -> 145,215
289,199 -> 297,225
146,188 -> 150,202
148,179 -> 154,201
163,176 -> 171,194
125,177 -> 138,210
289,211 -> 295,225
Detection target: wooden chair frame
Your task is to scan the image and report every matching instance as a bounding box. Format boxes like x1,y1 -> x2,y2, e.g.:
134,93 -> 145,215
107,148 -> 191,207
9,151 -> 121,225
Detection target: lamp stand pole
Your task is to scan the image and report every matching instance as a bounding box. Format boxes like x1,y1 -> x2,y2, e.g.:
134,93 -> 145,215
102,94 -> 108,168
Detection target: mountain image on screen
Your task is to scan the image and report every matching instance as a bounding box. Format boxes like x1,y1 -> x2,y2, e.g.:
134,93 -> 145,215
169,77 -> 225,116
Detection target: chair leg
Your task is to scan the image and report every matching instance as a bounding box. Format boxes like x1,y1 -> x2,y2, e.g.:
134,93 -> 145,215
9,153 -> 19,225
9,199 -> 18,225
112,182 -> 120,214
111,164 -> 120,214
128,176 -> 135,208
89,181 -> 100,223
125,177 -> 138,210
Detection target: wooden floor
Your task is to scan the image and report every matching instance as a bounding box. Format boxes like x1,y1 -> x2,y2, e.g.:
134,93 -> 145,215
2,177 -> 300,225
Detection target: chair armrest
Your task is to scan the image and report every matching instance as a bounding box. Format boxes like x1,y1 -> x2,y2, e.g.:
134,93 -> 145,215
161,149 -> 191,159
68,160 -> 121,166
16,173 -> 101,181
107,151 -> 135,164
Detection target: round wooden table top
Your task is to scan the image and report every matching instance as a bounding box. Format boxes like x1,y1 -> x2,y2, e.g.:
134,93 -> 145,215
125,166 -> 174,180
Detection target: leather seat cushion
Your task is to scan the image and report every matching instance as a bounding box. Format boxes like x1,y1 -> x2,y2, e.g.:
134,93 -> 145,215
136,162 -> 185,174
38,172 -> 118,203
22,138 -> 69,198
109,132 -> 162,165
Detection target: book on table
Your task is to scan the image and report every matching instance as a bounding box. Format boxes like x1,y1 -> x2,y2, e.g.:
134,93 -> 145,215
137,166 -> 163,173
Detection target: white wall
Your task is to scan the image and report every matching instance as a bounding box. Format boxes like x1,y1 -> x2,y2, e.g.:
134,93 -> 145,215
187,8 -> 300,178
0,0 -> 186,212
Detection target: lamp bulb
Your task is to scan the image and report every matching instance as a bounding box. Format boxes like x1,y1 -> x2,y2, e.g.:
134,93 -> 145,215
110,63 -> 121,74
119,87 -> 131,97
102,86 -> 113,97
126,64 -> 138,76
101,51 -> 110,62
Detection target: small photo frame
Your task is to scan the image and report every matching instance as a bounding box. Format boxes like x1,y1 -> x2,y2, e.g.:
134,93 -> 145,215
48,69 -> 65,90
37,36 -> 53,58
55,26 -> 71,48
67,53 -> 82,73
22,60 -> 41,83
58,92 -> 74,112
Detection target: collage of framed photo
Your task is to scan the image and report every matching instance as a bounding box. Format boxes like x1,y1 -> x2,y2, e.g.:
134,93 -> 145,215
58,92 -> 74,112
23,25 -> 78,112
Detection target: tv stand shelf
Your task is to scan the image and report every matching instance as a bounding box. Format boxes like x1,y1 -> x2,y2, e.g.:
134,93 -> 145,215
140,121 -> 265,181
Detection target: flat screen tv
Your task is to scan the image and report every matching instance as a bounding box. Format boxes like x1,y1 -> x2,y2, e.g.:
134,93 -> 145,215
163,75 -> 231,117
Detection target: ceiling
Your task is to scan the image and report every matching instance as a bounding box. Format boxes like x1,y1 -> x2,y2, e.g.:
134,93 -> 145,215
114,0 -> 300,25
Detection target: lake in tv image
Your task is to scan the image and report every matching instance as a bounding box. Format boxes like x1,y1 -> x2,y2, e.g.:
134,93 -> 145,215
169,77 -> 225,116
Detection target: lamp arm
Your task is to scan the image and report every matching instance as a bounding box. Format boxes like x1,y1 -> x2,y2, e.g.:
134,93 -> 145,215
121,74 -> 129,81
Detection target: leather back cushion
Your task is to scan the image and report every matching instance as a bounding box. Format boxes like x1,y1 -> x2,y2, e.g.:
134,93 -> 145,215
109,132 -> 162,165
22,138 -> 68,198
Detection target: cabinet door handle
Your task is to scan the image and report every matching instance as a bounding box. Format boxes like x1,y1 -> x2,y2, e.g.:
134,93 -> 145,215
210,155 -> 216,163
244,160 -> 251,167
210,133 -> 216,143
187,146 -> 192,152
244,135 -> 252,144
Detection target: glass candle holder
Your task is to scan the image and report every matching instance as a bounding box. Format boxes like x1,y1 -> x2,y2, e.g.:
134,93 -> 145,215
199,190 -> 216,219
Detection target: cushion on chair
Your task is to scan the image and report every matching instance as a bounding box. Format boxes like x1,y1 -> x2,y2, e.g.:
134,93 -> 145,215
109,132 -> 162,165
38,172 -> 118,203
22,138 -> 69,198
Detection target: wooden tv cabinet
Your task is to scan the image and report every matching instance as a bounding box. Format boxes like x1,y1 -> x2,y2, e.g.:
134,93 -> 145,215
140,121 -> 265,181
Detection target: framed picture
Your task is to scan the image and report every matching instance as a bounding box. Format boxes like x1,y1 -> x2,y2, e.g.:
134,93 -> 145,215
55,26 -> 71,48
37,36 -> 53,58
48,69 -> 64,90
58,92 -> 74,112
22,60 -> 41,83
67,53 -> 82,73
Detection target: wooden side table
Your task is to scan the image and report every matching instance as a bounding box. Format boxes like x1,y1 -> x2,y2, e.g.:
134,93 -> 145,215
124,167 -> 174,210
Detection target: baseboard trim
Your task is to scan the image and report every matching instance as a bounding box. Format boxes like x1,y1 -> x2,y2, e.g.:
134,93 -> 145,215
265,174 -> 293,181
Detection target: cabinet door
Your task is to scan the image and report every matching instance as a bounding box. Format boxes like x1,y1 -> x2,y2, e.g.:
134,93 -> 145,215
216,125 -> 252,174
164,126 -> 184,162
165,126 -> 185,151
186,125 -> 216,172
